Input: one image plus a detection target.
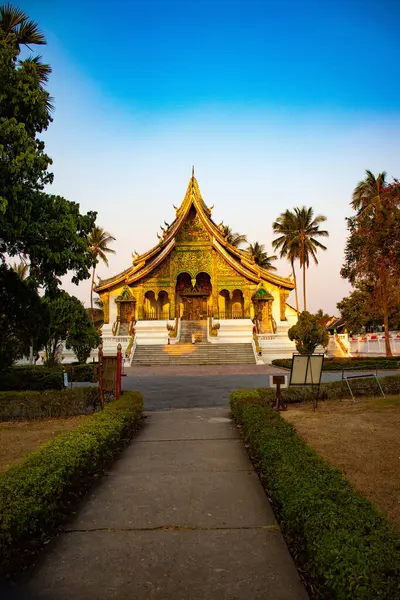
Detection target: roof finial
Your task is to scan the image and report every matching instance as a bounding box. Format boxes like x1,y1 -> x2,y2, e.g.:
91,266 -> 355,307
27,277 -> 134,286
192,165 -> 194,177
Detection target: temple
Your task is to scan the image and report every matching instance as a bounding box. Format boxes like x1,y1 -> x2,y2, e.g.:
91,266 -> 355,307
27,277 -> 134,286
95,174 -> 298,363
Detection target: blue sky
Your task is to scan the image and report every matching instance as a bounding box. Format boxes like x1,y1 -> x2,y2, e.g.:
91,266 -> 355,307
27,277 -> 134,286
22,0 -> 400,312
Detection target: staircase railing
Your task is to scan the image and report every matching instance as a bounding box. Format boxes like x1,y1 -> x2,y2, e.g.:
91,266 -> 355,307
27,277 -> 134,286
112,317 -> 120,336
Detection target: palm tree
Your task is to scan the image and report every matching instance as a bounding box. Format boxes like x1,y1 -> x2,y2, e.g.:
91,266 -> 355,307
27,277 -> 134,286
88,226 -> 116,321
247,242 -> 277,270
272,209 -> 300,313
12,261 -> 29,280
1,4 -> 53,111
220,224 -> 247,248
292,207 -> 328,312
0,4 -> 46,47
351,170 -> 387,218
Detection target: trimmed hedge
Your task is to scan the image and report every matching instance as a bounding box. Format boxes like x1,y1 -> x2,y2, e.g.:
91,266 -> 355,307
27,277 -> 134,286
0,391 -> 143,576
272,356 -> 400,371
65,363 -> 98,383
230,390 -> 400,599
0,387 -> 101,421
257,374 -> 400,404
0,364 -> 98,392
0,366 -> 63,391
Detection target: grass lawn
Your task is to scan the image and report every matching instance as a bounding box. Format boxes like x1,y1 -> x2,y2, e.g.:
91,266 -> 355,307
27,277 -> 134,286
0,416 -> 87,471
282,395 -> 400,529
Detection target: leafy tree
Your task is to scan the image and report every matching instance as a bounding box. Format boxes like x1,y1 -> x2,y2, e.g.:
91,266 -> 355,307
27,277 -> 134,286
336,286 -> 379,334
0,4 -> 96,289
88,226 -> 115,320
247,242 -> 277,270
220,224 -> 247,248
43,292 -> 99,366
0,264 -> 49,368
288,311 -> 329,354
342,171 -> 400,356
272,209 -> 300,313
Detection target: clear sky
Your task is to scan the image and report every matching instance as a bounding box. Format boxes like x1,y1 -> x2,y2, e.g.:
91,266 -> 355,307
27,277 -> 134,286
23,0 -> 400,313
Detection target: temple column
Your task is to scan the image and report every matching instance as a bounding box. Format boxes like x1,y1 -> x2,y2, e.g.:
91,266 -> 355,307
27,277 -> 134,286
170,285 -> 176,319
279,289 -> 289,321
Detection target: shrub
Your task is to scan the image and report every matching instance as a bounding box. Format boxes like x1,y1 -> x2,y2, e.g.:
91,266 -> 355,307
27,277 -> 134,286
0,391 -> 143,576
230,391 -> 400,599
0,387 -> 100,421
66,363 -> 98,383
0,366 -> 63,391
288,311 -> 329,354
272,357 -> 400,371
256,374 -> 400,405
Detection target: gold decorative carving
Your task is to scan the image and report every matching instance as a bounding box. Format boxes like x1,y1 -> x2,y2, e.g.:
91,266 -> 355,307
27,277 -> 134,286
171,248 -> 212,279
102,292 -> 110,324
214,253 -> 240,277
176,208 -> 211,242
280,289 -> 289,321
147,260 -> 170,279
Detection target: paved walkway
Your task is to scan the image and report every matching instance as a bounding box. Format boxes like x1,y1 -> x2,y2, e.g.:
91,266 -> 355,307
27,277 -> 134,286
122,365 -> 400,411
15,408 -> 308,600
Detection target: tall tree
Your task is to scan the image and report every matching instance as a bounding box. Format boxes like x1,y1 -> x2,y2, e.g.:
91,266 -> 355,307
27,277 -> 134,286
43,291 -> 99,366
292,207 -> 328,311
220,224 -> 247,248
0,4 -> 96,289
89,226 -> 115,318
272,209 -> 300,313
247,242 -> 277,270
0,265 -> 49,368
342,171 -> 400,356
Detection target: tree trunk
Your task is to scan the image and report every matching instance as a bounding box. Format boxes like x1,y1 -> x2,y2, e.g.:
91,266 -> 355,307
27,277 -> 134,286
291,259 -> 299,314
90,266 -> 96,324
29,337 -> 34,365
382,273 -> 392,357
303,263 -> 306,312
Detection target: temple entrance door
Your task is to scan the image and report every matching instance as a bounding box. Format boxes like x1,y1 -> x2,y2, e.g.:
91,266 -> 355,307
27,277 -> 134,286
183,296 -> 208,320
120,302 -> 135,323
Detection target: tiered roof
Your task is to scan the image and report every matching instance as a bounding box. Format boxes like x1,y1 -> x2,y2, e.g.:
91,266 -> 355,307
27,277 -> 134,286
94,175 -> 294,292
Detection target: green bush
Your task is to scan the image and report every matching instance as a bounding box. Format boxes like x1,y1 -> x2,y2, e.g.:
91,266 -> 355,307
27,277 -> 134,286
0,391 -> 143,576
0,366 -> 63,391
272,357 -> 400,371
0,387 -> 100,420
230,391 -> 400,599
255,374 -> 400,405
66,363 -> 98,382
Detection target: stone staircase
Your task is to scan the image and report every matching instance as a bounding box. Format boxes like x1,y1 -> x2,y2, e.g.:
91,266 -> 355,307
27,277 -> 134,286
180,320 -> 207,343
133,343 -> 255,365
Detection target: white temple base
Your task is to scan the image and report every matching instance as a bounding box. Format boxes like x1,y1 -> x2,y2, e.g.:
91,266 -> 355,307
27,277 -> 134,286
207,319 -> 253,344
135,320 -> 174,345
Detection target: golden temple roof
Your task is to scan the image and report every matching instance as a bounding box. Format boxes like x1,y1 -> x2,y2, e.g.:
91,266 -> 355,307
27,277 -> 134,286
95,175 -> 294,292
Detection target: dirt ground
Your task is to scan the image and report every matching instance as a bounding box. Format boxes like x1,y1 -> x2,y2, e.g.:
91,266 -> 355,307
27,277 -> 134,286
0,416 -> 87,472
282,396 -> 400,528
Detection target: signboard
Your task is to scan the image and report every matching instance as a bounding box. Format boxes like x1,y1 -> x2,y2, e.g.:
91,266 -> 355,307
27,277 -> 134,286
63,371 -> 69,388
289,354 -> 324,386
269,374 -> 288,389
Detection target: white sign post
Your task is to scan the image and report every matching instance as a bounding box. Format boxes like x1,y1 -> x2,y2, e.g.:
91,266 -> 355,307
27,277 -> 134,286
289,354 -> 325,409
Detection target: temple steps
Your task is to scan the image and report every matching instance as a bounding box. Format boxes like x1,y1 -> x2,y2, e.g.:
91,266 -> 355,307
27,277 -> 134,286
133,343 -> 255,365
180,320 -> 207,344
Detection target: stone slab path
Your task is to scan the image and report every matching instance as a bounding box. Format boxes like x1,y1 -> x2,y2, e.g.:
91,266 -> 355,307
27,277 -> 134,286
13,408 -> 308,600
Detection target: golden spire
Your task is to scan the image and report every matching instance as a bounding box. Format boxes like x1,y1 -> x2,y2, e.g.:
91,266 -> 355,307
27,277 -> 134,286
192,165 -> 194,177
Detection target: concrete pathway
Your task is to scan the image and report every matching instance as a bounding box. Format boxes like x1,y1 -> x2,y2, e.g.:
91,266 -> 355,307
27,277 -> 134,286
15,408 -> 308,600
